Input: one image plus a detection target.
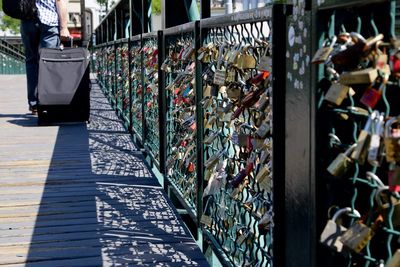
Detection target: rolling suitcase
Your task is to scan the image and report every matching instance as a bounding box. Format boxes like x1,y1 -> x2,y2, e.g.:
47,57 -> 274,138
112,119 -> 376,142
37,46 -> 90,125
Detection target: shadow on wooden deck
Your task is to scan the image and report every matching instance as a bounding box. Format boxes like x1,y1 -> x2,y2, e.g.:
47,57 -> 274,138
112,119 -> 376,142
0,79 -> 207,266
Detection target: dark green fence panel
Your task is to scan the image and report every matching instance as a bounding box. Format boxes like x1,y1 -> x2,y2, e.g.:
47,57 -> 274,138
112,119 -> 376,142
315,1 -> 400,266
0,39 -> 25,75
162,22 -> 199,222
115,39 -> 130,129
130,35 -> 143,144
142,32 -> 161,165
94,44 -> 107,89
105,44 -> 116,103
198,7 -> 276,267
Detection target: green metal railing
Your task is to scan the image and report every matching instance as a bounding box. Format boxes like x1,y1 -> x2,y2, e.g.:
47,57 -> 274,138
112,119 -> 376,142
93,5 -> 283,266
0,39 -> 25,74
316,1 -> 400,266
93,0 -> 400,266
143,32 -> 160,164
162,22 -> 199,222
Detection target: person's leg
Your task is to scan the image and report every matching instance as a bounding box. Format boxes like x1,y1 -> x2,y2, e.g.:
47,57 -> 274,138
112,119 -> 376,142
20,20 -> 40,109
39,24 -> 60,49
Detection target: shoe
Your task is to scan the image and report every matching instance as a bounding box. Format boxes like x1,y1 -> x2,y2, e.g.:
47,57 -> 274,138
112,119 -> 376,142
29,105 -> 37,115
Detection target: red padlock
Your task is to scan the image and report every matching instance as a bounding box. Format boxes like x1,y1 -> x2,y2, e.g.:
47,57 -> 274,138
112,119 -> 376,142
390,51 -> 400,78
360,84 -> 383,109
388,164 -> 400,192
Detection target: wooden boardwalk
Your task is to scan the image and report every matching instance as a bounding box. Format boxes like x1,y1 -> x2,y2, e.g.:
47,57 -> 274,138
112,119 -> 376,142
0,75 -> 208,266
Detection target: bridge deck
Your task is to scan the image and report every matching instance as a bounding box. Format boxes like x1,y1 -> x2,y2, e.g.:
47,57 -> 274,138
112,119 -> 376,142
0,75 -> 207,266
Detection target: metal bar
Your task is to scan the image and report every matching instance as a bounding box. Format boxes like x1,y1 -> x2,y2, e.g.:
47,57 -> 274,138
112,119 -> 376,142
202,229 -> 236,267
167,181 -> 198,223
157,30 -> 167,176
271,4 -> 288,267
128,37 -> 133,136
200,6 -> 273,28
142,31 -> 159,39
114,37 -> 130,44
194,20 -> 203,228
131,34 -> 141,42
162,21 -> 197,36
317,0 -> 386,10
140,31 -> 145,146
200,0 -> 210,19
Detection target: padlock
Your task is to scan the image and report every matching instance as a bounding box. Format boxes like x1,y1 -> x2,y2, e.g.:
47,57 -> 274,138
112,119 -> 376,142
386,249 -> 400,267
255,164 -> 271,192
366,171 -> 386,188
340,220 -> 375,253
390,49 -> 400,78
324,82 -> 351,106
226,84 -> 242,100
351,112 -> 376,164
258,210 -> 273,235
327,143 -> 356,177
339,67 -> 378,85
360,83 -> 384,109
388,163 -> 400,192
235,46 -> 256,70
375,188 -> 400,229
312,36 -> 337,64
332,33 -> 384,69
320,207 -> 361,252
257,44 -> 272,71
256,121 -> 271,139
204,130 -> 221,145
213,68 -> 226,86
384,116 -> 400,164
368,112 -> 384,167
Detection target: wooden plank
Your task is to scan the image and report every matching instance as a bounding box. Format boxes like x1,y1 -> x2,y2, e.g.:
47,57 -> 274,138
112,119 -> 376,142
0,76 -> 207,266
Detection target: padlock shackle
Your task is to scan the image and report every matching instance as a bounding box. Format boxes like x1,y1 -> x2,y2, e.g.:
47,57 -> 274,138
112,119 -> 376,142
363,111 -> 377,132
328,133 -> 342,146
332,207 -> 361,222
344,143 -> 357,156
366,171 -> 386,188
375,187 -> 391,206
374,112 -> 385,135
385,115 -> 400,137
350,32 -> 366,43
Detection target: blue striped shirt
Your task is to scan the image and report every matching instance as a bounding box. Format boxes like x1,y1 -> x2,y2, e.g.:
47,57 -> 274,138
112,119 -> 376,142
36,0 -> 59,26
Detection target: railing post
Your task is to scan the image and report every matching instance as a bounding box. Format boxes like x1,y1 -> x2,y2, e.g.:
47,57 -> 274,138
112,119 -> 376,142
194,20 -> 203,230
157,30 -> 166,177
272,4 -> 287,267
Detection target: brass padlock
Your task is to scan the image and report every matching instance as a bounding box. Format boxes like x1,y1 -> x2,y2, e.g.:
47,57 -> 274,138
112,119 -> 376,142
386,249 -> 400,267
257,43 -> 272,71
340,220 -> 375,253
339,67 -> 378,85
327,144 -> 356,177
351,111 -> 376,164
384,116 -> 400,164
320,207 -> 361,252
375,188 -> 400,229
312,36 -> 337,64
324,82 -> 350,106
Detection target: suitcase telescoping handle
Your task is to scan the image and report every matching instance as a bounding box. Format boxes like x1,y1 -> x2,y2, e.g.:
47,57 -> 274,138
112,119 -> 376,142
59,37 -> 74,51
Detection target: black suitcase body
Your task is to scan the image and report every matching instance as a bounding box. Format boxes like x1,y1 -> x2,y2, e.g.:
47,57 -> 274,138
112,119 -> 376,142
37,47 -> 90,124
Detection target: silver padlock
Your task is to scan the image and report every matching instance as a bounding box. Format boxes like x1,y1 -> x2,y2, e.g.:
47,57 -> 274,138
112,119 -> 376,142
351,111 -> 376,164
368,112 -> 384,167
320,207 -> 361,252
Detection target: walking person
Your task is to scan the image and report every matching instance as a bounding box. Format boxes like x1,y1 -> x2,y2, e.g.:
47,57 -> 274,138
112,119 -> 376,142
20,0 -> 70,114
